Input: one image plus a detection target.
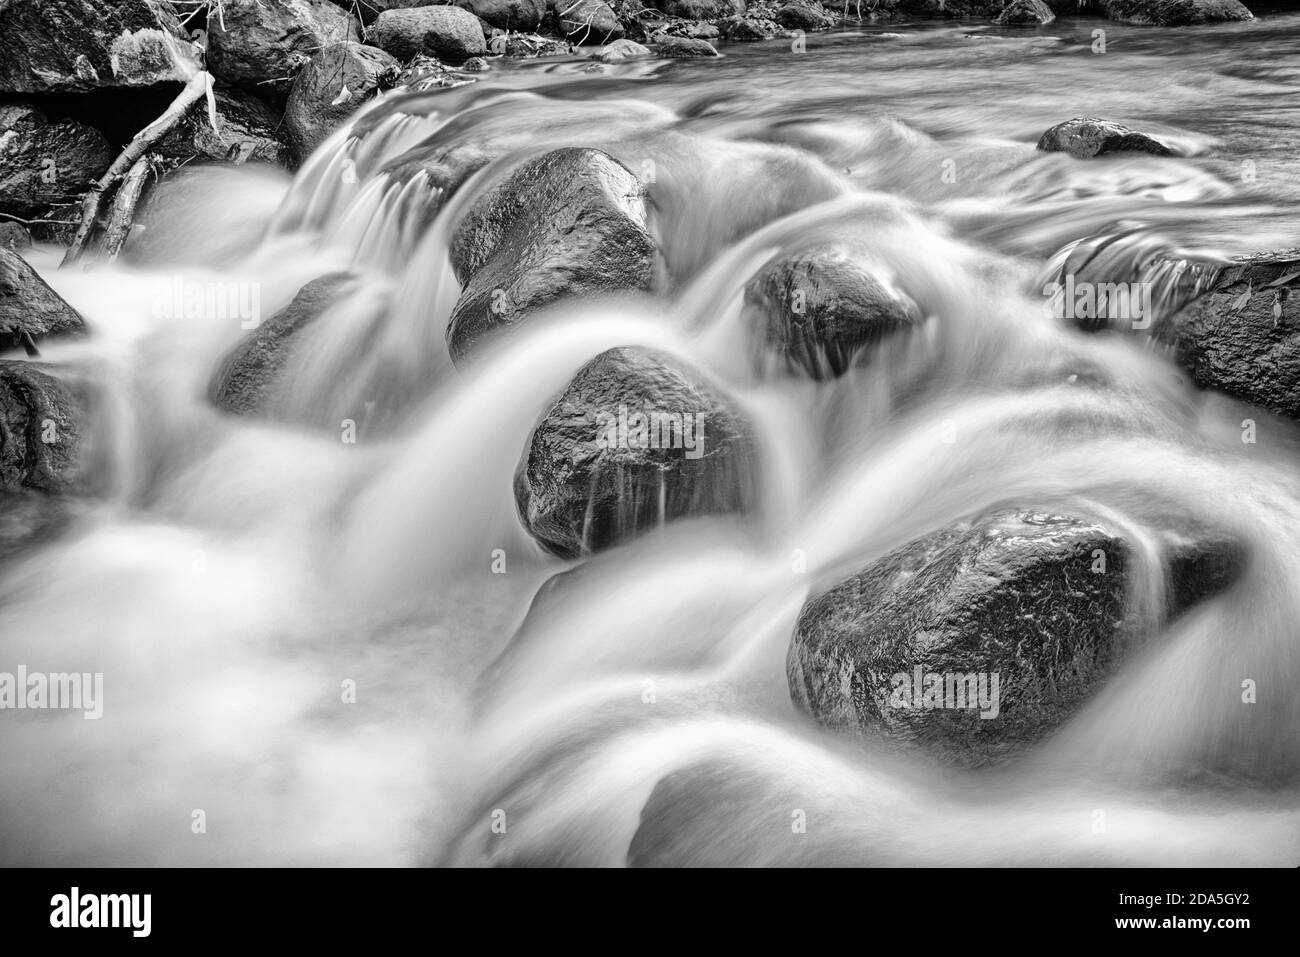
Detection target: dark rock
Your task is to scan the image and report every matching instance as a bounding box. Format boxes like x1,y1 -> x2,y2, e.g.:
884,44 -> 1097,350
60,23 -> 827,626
0,0 -> 200,94
446,147 -> 657,363
994,0 -> 1056,23
326,0 -> 433,25
206,0 -> 361,100
551,0 -> 625,42
372,5 -> 487,63
484,30 -> 574,56
0,224 -> 32,252
0,359 -> 87,558
0,359 -> 84,493
788,508 -> 1243,767
284,42 -> 399,163
1157,249 -> 1300,420
1036,116 -> 1174,159
0,248 -> 87,351
515,346 -> 759,558
462,56 -> 490,71
774,4 -> 835,29
655,20 -> 721,39
655,35 -> 721,56
209,274 -> 359,417
719,16 -> 778,39
1100,0 -> 1253,25
594,37 -> 651,59
457,0 -> 550,31
744,244 -> 924,379
0,103 -> 112,217
658,0 -> 745,16
156,84 -> 292,167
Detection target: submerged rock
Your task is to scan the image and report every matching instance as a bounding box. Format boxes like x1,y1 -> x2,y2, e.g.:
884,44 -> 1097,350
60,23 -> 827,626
209,274 -> 359,418
1100,0 -> 1253,26
283,42 -> 399,163
0,0 -> 200,93
371,5 -> 487,63
207,0 -> 361,100
515,346 -> 759,558
787,508 -> 1243,767
0,249 -> 87,352
156,85 -> 291,168
0,103 -> 112,217
994,0 -> 1055,23
655,36 -> 721,56
1157,249 -> 1300,420
594,38 -> 652,60
551,0 -> 625,43
744,243 -> 924,379
1036,117 -> 1174,159
446,147 -> 657,363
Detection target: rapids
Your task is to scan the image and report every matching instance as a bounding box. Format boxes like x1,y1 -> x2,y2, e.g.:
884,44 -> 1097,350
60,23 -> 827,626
3,14 -> 1300,866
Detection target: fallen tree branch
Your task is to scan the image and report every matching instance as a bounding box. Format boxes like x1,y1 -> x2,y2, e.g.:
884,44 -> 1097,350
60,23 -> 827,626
101,153 -> 156,261
61,70 -> 213,268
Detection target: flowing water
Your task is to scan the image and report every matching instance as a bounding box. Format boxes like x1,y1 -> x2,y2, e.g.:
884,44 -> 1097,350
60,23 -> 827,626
4,15 -> 1300,866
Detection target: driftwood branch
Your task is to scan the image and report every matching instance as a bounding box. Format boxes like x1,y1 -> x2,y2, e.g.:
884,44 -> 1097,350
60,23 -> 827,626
61,71 -> 213,267
101,153 -> 156,261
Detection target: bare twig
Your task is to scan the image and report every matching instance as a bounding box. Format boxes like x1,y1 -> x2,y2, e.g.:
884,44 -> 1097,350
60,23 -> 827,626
61,71 -> 213,267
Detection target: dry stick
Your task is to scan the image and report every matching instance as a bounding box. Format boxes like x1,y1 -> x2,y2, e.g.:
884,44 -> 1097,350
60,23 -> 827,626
101,153 -> 155,261
61,71 -> 212,268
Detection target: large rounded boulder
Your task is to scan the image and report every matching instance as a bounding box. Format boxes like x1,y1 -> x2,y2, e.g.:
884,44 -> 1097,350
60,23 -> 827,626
0,104 -> 112,217
515,346 -> 759,558
206,0 -> 361,100
0,0 -> 200,93
1,249 -> 87,352
1156,249 -> 1300,420
787,508 -> 1243,767
1036,117 -> 1174,159
370,5 -> 487,63
743,243 -> 924,379
446,147 -> 658,364
283,42 -> 399,163
1100,0 -> 1253,26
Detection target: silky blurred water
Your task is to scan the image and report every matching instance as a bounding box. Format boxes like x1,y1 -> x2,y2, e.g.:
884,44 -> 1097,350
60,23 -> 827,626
2,15 -> 1299,866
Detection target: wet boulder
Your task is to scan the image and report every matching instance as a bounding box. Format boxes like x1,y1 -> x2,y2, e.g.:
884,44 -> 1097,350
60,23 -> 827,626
550,0 -> 624,43
326,0 -> 433,25
209,274 -> 359,417
458,0 -> 550,31
156,85 -> 291,168
594,38 -> 651,60
655,36 -> 721,56
372,6 -> 487,63
1156,249 -> 1300,420
515,346 -> 759,558
0,359 -> 87,556
787,508 -> 1243,767
1100,0 -> 1253,26
774,4 -> 836,30
719,16 -> 778,40
446,147 -> 657,363
284,42 -> 399,163
743,244 -> 924,379
0,248 -> 87,352
206,0 -> 361,100
0,104 -> 112,217
1036,117 -> 1174,159
0,224 -> 32,252
994,0 -> 1055,23
889,0 -> 1003,15
0,0 -> 200,93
